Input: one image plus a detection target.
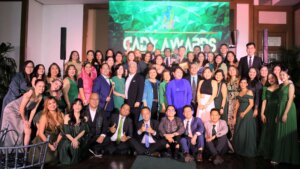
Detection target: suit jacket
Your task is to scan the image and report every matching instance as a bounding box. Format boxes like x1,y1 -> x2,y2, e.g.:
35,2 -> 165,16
126,74 -> 145,107
92,75 -> 114,111
238,56 -> 262,78
136,120 -> 160,142
184,117 -> 204,136
83,106 -> 107,138
184,75 -> 202,102
108,114 -> 133,138
204,119 -> 228,138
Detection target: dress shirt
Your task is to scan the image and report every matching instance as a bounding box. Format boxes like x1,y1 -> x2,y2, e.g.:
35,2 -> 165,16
247,55 -> 254,67
183,118 -> 192,136
111,115 -> 126,141
137,121 -> 156,144
125,73 -> 135,99
102,74 -> 110,85
89,106 -> 97,122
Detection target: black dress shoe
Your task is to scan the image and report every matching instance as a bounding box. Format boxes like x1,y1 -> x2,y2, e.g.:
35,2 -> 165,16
213,155 -> 224,165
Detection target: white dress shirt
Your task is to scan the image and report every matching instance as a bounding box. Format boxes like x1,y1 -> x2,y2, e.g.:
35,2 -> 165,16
183,118 -> 193,136
137,121 -> 156,144
125,73 -> 135,99
102,74 -> 110,85
111,115 -> 126,141
89,106 -> 97,122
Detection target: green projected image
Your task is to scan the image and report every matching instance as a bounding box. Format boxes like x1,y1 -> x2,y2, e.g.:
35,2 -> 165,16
109,1 -> 230,52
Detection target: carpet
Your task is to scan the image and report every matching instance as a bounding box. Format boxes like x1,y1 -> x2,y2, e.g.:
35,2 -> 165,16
130,155 -> 196,169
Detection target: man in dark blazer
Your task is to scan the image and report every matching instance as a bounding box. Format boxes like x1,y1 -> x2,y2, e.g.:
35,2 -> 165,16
92,63 -> 114,119
84,93 -> 109,156
205,108 -> 229,165
105,103 -> 133,155
184,62 -> 202,113
238,42 -> 262,78
180,105 -> 205,162
124,61 -> 145,129
129,107 -> 165,157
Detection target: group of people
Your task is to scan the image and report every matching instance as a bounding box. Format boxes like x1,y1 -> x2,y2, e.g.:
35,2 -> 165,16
0,42 -> 299,166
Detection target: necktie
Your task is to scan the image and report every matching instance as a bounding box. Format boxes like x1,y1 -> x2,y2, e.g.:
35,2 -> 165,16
116,117 -> 124,144
212,124 -> 216,136
145,123 -> 150,148
166,58 -> 169,67
185,120 -> 189,136
249,57 -> 252,68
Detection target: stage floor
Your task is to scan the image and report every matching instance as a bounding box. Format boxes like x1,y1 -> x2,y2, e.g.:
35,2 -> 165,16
45,154 -> 299,169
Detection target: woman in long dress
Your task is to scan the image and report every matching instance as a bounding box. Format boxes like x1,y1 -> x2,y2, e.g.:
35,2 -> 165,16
233,78 -> 256,157
226,66 -> 240,139
63,65 -> 78,111
271,70 -> 300,165
112,64 -> 126,111
196,67 -> 217,123
1,79 -> 45,146
59,99 -> 89,165
257,73 -> 279,159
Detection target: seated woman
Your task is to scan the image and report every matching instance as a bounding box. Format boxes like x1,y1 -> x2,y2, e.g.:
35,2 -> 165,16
59,99 -> 89,165
1,79 -> 45,147
30,96 -> 64,165
158,105 -> 185,160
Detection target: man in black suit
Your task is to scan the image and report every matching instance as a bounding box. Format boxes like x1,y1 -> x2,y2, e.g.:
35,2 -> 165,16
129,107 -> 165,157
84,93 -> 109,157
105,103 -> 133,155
125,61 -> 145,129
238,42 -> 262,78
184,62 -> 202,113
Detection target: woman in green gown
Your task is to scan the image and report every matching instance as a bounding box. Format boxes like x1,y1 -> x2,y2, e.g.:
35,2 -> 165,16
112,64 -> 125,111
30,96 -> 64,165
257,73 -> 279,159
233,78 -> 257,157
271,70 -> 300,165
63,65 -> 79,112
158,69 -> 171,119
59,99 -> 89,165
213,69 -> 228,122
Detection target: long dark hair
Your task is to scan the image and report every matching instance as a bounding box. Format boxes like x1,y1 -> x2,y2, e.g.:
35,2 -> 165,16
224,51 -> 238,66
265,73 -> 279,87
47,62 -> 62,78
64,64 -> 77,80
23,60 -> 34,87
214,69 -> 226,83
247,67 -> 260,87
68,98 -> 86,125
93,50 -> 104,65
68,50 -> 81,63
32,64 -> 46,82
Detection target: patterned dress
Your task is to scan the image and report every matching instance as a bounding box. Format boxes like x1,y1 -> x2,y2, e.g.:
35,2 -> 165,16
227,79 -> 239,139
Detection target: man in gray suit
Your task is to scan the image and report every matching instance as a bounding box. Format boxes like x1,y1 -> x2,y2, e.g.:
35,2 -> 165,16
205,108 -> 229,165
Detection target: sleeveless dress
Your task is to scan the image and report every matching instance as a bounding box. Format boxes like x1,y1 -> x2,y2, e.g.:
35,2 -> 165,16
233,94 -> 257,157
227,79 -> 239,139
272,84 -> 300,164
197,79 -> 215,123
111,76 -> 125,111
1,96 -> 38,147
59,121 -> 89,165
257,87 -> 279,159
214,82 -> 228,122
67,77 -> 78,105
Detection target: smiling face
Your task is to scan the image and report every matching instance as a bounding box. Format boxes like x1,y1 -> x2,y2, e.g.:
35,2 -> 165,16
51,79 -> 62,91
228,66 -> 237,77
239,79 -> 248,89
210,110 -> 220,123
183,106 -> 193,120
141,108 -> 151,121
260,66 -> 268,78
47,99 -> 58,112
148,69 -> 157,80
73,100 -> 83,113
120,104 -> 130,117
203,68 -> 212,80
173,68 -> 183,80
87,51 -> 94,62
248,68 -> 257,80
166,106 -> 176,118
101,64 -> 110,77
35,81 -> 45,95
25,62 -> 34,75
246,44 -> 256,56
267,73 -> 277,85
50,64 -> 59,77
214,71 -> 224,82
280,71 -> 289,83
68,66 -> 76,78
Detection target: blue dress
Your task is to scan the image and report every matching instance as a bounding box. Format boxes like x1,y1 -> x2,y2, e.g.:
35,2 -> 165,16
166,79 -> 192,119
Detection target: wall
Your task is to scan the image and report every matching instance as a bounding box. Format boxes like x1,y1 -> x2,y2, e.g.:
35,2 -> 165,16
95,9 -> 108,53
236,4 -> 250,59
27,3 -> 83,72
295,9 -> 300,47
41,4 -> 83,71
0,1 -> 22,69
27,0 -> 43,65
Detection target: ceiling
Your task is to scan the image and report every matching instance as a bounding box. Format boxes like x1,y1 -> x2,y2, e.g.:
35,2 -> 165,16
35,0 -> 108,5
36,0 -> 300,6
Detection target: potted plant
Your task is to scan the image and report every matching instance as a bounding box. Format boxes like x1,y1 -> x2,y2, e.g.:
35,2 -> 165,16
0,42 -> 17,111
